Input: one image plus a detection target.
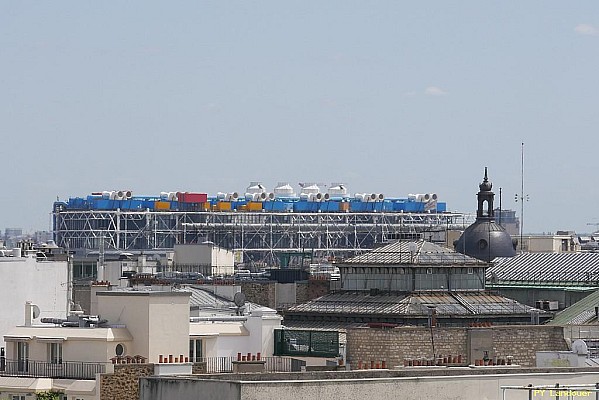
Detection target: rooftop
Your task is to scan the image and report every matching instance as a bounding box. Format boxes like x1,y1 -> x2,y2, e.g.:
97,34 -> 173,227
488,252 -> 599,287
285,291 -> 537,318
341,240 -> 486,266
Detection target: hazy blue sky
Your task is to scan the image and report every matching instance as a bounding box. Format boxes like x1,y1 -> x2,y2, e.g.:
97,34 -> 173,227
2,2 -> 598,234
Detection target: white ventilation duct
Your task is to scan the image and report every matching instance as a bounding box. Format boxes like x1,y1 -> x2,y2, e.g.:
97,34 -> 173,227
354,193 -> 368,202
301,184 -> 320,195
226,192 -> 239,201
308,193 -> 323,202
274,182 -> 295,197
328,183 -> 348,197
246,182 -> 266,195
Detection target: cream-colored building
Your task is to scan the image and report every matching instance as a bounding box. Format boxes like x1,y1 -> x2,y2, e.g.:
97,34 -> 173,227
1,287 -> 282,399
519,232 -> 580,253
174,243 -> 234,276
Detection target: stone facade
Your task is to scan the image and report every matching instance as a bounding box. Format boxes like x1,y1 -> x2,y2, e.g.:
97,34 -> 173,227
347,325 -> 568,368
296,279 -> 330,304
99,363 -> 154,400
241,281 -> 277,308
241,280 -> 331,309
192,362 -> 207,374
491,326 -> 567,366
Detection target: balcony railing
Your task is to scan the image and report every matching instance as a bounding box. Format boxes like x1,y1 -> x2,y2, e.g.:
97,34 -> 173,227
200,356 -> 305,373
0,359 -> 107,379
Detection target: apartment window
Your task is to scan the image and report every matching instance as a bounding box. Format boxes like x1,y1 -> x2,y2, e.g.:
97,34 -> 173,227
48,342 -> 63,364
11,395 -> 26,400
189,339 -> 203,362
17,341 -> 29,372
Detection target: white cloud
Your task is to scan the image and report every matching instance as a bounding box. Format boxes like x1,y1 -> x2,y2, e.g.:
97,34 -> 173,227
424,86 -> 448,96
575,24 -> 598,36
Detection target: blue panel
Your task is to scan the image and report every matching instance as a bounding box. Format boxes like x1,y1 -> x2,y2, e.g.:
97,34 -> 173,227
381,201 -> 394,212
68,197 -> 89,209
436,202 -> 447,212
392,201 -> 406,211
264,201 -> 294,211
294,201 -> 319,212
120,200 -> 144,210
350,201 -> 367,212
404,202 -> 425,212
142,200 -> 155,209
319,202 -> 339,212
92,199 -> 117,210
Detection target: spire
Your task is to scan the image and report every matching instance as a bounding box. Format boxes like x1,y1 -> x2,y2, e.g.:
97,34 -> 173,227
477,167 -> 494,219
479,167 -> 492,192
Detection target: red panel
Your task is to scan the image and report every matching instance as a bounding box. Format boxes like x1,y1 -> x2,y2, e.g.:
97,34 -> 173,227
181,193 -> 207,203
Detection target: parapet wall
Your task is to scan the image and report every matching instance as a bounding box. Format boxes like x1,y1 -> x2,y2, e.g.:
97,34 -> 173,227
346,325 -> 568,368
99,363 -> 154,400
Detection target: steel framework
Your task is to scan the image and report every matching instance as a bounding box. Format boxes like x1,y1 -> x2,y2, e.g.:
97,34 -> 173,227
53,209 -> 474,262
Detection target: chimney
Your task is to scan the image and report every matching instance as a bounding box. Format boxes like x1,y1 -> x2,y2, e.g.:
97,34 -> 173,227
24,301 -> 33,327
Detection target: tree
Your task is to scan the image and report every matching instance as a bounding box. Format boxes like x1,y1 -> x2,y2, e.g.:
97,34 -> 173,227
36,391 -> 62,400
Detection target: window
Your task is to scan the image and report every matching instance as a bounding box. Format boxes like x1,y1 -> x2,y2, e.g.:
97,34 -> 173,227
115,343 -> 126,357
468,268 -> 474,275
12,395 -> 26,400
17,341 -> 29,372
48,342 -> 63,364
189,339 -> 203,362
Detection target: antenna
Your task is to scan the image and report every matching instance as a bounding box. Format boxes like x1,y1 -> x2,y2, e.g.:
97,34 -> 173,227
514,142 -> 529,252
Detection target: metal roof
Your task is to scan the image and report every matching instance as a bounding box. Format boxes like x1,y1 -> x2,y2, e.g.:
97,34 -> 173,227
286,291 -> 535,317
176,285 -> 274,315
488,252 -> 599,286
341,240 -> 485,266
548,289 -> 599,326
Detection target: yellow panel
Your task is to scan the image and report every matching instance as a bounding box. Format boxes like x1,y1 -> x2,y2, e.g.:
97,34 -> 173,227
155,201 -> 170,210
247,202 -> 263,211
216,202 -> 232,211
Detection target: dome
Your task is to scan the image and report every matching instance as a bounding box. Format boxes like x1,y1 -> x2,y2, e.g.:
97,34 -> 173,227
454,167 -> 517,262
454,221 -> 516,262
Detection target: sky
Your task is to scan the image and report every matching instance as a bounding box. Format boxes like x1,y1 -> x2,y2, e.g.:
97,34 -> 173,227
1,2 -> 598,235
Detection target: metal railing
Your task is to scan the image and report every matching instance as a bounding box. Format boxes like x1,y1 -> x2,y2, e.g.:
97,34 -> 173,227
0,360 -> 107,379
200,356 -> 305,373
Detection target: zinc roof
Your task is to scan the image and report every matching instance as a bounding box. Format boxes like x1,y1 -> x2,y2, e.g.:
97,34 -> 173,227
341,240 -> 485,266
548,289 -> 599,326
489,252 -> 599,286
286,291 -> 534,317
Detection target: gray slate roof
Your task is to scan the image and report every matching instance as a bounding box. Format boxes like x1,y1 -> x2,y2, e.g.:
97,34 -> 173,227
286,291 -> 535,317
488,252 -> 599,286
341,240 -> 486,266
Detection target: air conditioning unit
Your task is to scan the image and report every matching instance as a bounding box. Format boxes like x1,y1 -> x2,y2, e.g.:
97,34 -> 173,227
535,301 -> 543,310
548,301 -> 559,311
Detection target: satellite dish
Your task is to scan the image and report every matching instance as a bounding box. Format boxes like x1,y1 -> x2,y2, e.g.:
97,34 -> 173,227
572,339 -> 589,355
32,305 -> 41,319
234,292 -> 246,307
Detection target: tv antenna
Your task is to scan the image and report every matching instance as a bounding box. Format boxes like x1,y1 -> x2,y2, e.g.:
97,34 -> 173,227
514,142 -> 529,251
